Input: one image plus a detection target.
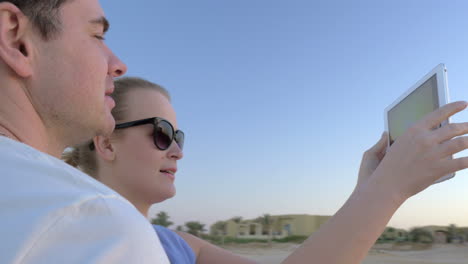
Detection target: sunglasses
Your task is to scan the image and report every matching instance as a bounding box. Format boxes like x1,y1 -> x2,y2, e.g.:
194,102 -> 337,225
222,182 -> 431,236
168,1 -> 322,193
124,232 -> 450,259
115,117 -> 184,151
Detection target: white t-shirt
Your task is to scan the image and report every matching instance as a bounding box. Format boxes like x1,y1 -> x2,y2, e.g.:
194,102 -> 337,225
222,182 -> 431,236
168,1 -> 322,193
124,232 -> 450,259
0,137 -> 169,264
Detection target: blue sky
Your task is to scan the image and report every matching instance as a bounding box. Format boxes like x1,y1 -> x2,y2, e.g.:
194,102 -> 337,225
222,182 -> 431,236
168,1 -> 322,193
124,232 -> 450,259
101,0 -> 468,230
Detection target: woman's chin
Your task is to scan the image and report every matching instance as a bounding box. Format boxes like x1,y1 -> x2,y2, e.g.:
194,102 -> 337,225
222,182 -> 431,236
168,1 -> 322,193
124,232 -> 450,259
152,188 -> 176,203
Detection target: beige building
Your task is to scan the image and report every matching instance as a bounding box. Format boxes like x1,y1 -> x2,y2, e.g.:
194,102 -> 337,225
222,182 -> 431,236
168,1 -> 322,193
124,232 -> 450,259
211,214 -> 331,239
420,226 -> 449,243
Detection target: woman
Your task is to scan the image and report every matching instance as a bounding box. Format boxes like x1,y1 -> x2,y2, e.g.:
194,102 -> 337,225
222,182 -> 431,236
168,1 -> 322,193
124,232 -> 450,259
64,77 -> 468,264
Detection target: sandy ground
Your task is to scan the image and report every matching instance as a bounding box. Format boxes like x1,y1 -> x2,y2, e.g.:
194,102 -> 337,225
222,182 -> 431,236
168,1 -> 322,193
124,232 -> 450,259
223,243 -> 468,264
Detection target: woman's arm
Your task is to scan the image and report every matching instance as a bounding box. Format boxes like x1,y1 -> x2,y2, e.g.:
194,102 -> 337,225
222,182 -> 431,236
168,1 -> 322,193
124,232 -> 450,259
281,177 -> 402,263
282,101 -> 468,263
178,101 -> 468,264
176,231 -> 258,264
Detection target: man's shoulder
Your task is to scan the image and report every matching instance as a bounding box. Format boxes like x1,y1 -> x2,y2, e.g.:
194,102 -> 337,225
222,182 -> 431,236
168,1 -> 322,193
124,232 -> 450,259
0,137 -> 119,197
0,137 -> 139,240
8,197 -> 170,263
49,195 -> 155,238
0,139 -> 170,263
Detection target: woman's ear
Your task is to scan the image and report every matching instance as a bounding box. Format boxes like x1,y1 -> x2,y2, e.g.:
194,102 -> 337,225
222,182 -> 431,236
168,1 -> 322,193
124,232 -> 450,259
93,135 -> 116,162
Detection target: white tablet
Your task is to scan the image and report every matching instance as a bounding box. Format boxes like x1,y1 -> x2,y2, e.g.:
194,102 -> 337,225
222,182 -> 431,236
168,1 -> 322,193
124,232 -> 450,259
384,63 -> 453,183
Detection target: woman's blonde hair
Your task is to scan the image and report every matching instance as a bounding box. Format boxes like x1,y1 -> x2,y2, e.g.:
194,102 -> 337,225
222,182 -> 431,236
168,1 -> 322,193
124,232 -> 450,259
62,77 -> 170,177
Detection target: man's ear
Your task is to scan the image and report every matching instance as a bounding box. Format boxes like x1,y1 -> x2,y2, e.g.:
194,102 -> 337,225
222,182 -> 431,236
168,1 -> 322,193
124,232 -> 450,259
94,135 -> 116,162
0,3 -> 34,78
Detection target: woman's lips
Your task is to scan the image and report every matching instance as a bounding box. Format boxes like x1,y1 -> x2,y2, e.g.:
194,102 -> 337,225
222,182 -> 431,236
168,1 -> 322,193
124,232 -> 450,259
105,95 -> 115,110
160,169 -> 176,181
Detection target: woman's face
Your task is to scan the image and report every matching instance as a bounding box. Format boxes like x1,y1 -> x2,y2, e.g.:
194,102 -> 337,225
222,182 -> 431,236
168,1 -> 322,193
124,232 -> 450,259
109,88 -> 183,208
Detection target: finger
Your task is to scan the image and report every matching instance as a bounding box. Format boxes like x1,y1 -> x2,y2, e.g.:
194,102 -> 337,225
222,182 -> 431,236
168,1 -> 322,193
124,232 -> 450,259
438,156 -> 468,176
374,132 -> 388,157
430,136 -> 468,159
370,132 -> 387,151
431,122 -> 468,143
364,132 -> 388,158
418,101 -> 467,130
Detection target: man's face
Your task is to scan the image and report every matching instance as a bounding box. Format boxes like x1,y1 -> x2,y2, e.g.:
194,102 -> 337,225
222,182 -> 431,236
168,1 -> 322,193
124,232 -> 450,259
31,0 -> 127,145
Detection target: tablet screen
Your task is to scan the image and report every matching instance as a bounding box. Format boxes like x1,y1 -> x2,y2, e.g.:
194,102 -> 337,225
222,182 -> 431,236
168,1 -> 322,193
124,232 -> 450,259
387,74 -> 439,145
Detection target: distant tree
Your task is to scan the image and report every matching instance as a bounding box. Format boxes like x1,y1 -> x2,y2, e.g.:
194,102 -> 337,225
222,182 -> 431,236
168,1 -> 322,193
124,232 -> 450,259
150,211 -> 173,227
463,230 -> 468,243
185,221 -> 205,237
409,228 -> 433,244
213,221 -> 227,245
176,225 -> 184,232
448,224 -> 460,243
230,216 -> 243,224
256,214 -> 275,246
385,227 -> 396,241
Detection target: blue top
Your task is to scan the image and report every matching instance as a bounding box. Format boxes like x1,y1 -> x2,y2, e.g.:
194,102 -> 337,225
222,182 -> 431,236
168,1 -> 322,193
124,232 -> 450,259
153,225 -> 196,264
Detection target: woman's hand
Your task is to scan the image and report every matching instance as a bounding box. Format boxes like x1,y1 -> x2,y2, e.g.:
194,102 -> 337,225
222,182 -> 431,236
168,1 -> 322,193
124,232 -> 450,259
283,101 -> 468,264
366,101 -> 468,202
357,132 -> 388,189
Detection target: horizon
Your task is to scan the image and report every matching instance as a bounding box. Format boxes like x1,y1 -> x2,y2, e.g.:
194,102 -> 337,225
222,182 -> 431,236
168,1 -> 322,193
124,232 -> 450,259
148,210 -> 468,232
148,211 -> 468,233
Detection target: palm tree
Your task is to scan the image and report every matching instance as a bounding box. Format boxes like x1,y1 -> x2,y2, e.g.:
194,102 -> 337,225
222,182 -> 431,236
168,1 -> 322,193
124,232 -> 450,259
256,214 -> 275,246
185,221 -> 205,237
150,211 -> 173,227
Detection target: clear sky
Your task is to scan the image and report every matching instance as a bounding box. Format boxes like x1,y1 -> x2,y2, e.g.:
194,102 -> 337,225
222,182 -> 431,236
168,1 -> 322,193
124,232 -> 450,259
101,0 -> 468,230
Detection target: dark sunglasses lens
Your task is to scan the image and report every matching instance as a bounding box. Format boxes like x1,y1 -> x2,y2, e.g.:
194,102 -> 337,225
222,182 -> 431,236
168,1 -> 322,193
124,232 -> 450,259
175,130 -> 184,150
154,121 -> 173,150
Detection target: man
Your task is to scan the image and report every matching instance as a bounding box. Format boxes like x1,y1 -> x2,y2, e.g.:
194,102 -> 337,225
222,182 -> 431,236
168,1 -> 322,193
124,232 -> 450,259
0,0 -> 169,263
3,1 -> 468,264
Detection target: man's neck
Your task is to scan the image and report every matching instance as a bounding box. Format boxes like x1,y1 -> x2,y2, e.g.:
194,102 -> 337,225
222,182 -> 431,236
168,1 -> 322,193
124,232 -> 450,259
0,124 -> 65,157
0,82 -> 65,157
0,131 -> 10,139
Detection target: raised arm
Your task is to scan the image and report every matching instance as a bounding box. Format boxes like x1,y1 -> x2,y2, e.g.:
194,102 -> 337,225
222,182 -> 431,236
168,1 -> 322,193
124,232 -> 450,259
282,101 -> 468,264
174,102 -> 468,264
177,231 -> 258,264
